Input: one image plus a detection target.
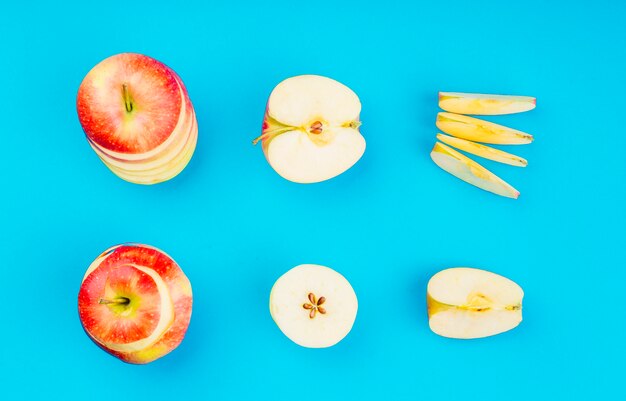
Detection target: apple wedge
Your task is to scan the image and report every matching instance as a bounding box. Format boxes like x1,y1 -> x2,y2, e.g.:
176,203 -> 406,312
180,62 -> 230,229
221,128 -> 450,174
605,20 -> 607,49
427,267 -> 524,339
436,112 -> 533,145
431,142 -> 519,199
269,264 -> 358,348
436,133 -> 527,167
255,75 -> 366,184
439,92 -> 536,115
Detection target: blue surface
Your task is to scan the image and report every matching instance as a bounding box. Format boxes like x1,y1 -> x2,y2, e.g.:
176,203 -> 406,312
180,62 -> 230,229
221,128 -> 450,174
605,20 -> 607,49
1,1 -> 625,400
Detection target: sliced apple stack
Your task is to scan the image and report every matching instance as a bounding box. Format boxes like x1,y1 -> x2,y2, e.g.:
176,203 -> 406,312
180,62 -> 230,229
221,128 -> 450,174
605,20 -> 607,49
77,53 -> 198,185
431,92 -> 536,198
78,243 -> 193,364
254,75 -> 365,183
427,267 -> 524,339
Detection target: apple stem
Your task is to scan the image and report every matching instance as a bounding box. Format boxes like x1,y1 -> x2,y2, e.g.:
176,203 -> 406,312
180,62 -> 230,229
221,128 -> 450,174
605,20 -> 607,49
99,297 -> 130,305
122,84 -> 133,113
252,133 -> 269,146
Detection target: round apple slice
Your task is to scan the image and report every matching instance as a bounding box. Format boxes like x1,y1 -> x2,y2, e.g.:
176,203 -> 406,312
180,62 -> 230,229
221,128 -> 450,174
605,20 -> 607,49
427,267 -> 524,339
78,244 -> 193,364
269,264 -> 358,348
258,75 -> 366,183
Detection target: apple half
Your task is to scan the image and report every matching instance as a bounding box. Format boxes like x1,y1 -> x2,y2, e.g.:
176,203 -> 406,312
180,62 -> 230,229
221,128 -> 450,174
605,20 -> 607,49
78,244 -> 193,364
427,267 -> 524,339
255,75 -> 366,183
431,142 -> 519,199
436,112 -> 533,145
269,264 -> 358,348
439,92 -> 536,115
436,133 -> 527,167
77,53 -> 197,184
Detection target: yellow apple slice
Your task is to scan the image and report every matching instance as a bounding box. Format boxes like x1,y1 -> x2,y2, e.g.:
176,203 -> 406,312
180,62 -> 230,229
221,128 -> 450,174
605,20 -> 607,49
439,92 -> 536,115
436,112 -> 533,145
269,264 -> 358,348
431,142 -> 519,199
436,133 -> 527,167
427,267 -> 524,339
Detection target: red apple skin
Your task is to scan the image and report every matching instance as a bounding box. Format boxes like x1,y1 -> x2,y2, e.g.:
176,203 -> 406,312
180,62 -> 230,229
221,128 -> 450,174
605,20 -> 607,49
78,244 -> 192,364
76,53 -> 184,154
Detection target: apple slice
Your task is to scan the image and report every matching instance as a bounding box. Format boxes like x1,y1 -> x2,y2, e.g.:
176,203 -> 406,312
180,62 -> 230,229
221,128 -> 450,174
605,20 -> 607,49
427,267 -> 524,339
436,112 -> 533,145
436,133 -> 527,167
439,92 -> 536,115
431,142 -> 519,199
269,264 -> 358,348
255,75 -> 366,183
78,244 -> 193,364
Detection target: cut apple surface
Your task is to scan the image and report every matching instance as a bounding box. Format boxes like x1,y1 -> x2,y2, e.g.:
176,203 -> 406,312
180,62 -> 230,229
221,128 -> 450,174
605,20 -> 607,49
78,244 -> 192,364
439,92 -> 536,115
77,53 -> 197,184
431,142 -> 519,199
427,267 -> 524,339
256,75 -> 366,183
269,264 -> 358,348
436,133 -> 527,167
436,112 -> 533,145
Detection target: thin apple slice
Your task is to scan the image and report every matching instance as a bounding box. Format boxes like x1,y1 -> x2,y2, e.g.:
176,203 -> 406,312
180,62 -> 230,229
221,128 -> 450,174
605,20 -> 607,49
439,92 -> 536,115
427,267 -> 524,339
270,264 -> 358,348
431,142 -> 519,199
436,133 -> 527,167
436,112 -> 533,145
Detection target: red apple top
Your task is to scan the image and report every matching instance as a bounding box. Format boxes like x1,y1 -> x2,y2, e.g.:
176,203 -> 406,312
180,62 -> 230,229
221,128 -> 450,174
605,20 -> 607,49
78,244 -> 193,364
77,53 -> 184,154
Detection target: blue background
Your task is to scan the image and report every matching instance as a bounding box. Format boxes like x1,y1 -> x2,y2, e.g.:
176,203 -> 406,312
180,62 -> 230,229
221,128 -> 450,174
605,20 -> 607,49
1,0 -> 625,400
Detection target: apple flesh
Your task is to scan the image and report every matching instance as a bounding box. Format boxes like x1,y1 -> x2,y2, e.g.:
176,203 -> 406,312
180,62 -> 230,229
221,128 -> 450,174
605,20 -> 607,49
77,53 -> 197,185
269,264 -> 358,348
427,267 -> 524,339
431,142 -> 519,199
436,112 -> 533,145
436,133 -> 527,167
78,244 -> 192,364
255,75 -> 366,183
439,92 -> 536,115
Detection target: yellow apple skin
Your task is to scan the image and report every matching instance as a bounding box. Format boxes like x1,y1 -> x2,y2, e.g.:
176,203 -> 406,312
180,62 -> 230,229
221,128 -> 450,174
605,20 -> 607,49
436,112 -> 533,145
439,92 -> 536,115
436,133 -> 527,167
431,142 -> 519,199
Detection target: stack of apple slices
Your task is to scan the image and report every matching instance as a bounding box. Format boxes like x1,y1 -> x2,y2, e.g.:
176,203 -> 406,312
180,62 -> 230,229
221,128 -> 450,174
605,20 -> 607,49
77,53 -> 198,185
431,92 -> 536,198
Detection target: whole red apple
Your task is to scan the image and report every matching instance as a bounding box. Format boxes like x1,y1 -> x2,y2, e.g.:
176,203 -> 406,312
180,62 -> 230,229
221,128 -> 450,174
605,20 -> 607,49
78,244 -> 193,364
